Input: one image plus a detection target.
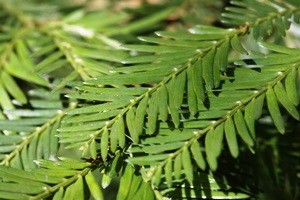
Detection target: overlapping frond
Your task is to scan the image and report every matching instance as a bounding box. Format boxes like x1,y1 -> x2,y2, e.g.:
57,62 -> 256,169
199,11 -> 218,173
0,158 -> 97,200
59,25 -> 250,157
222,0 -> 300,39
27,6 -> 176,90
27,12 -> 130,91
0,89 -> 71,169
1,0 -> 176,100
31,26 -> 126,84
59,33 -> 300,198
0,0 -> 299,199
126,46 -> 300,187
0,28 -> 50,113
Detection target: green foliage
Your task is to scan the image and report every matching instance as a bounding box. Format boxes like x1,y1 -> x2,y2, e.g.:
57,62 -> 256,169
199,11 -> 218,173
0,0 -> 299,199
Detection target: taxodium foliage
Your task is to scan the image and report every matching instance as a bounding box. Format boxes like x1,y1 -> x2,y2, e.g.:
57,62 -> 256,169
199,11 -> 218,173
0,0 -> 299,199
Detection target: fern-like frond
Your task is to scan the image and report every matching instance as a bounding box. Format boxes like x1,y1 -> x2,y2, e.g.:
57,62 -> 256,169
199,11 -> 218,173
1,1 -> 299,199
0,1 -> 53,116
28,6 -> 177,90
31,26 -> 126,83
0,89 -> 73,170
59,25 -> 250,157
1,0 -> 176,95
59,40 -> 300,197
0,158 -> 97,200
0,28 -> 50,112
28,14 -> 129,91
126,47 -> 300,187
222,0 -> 300,39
